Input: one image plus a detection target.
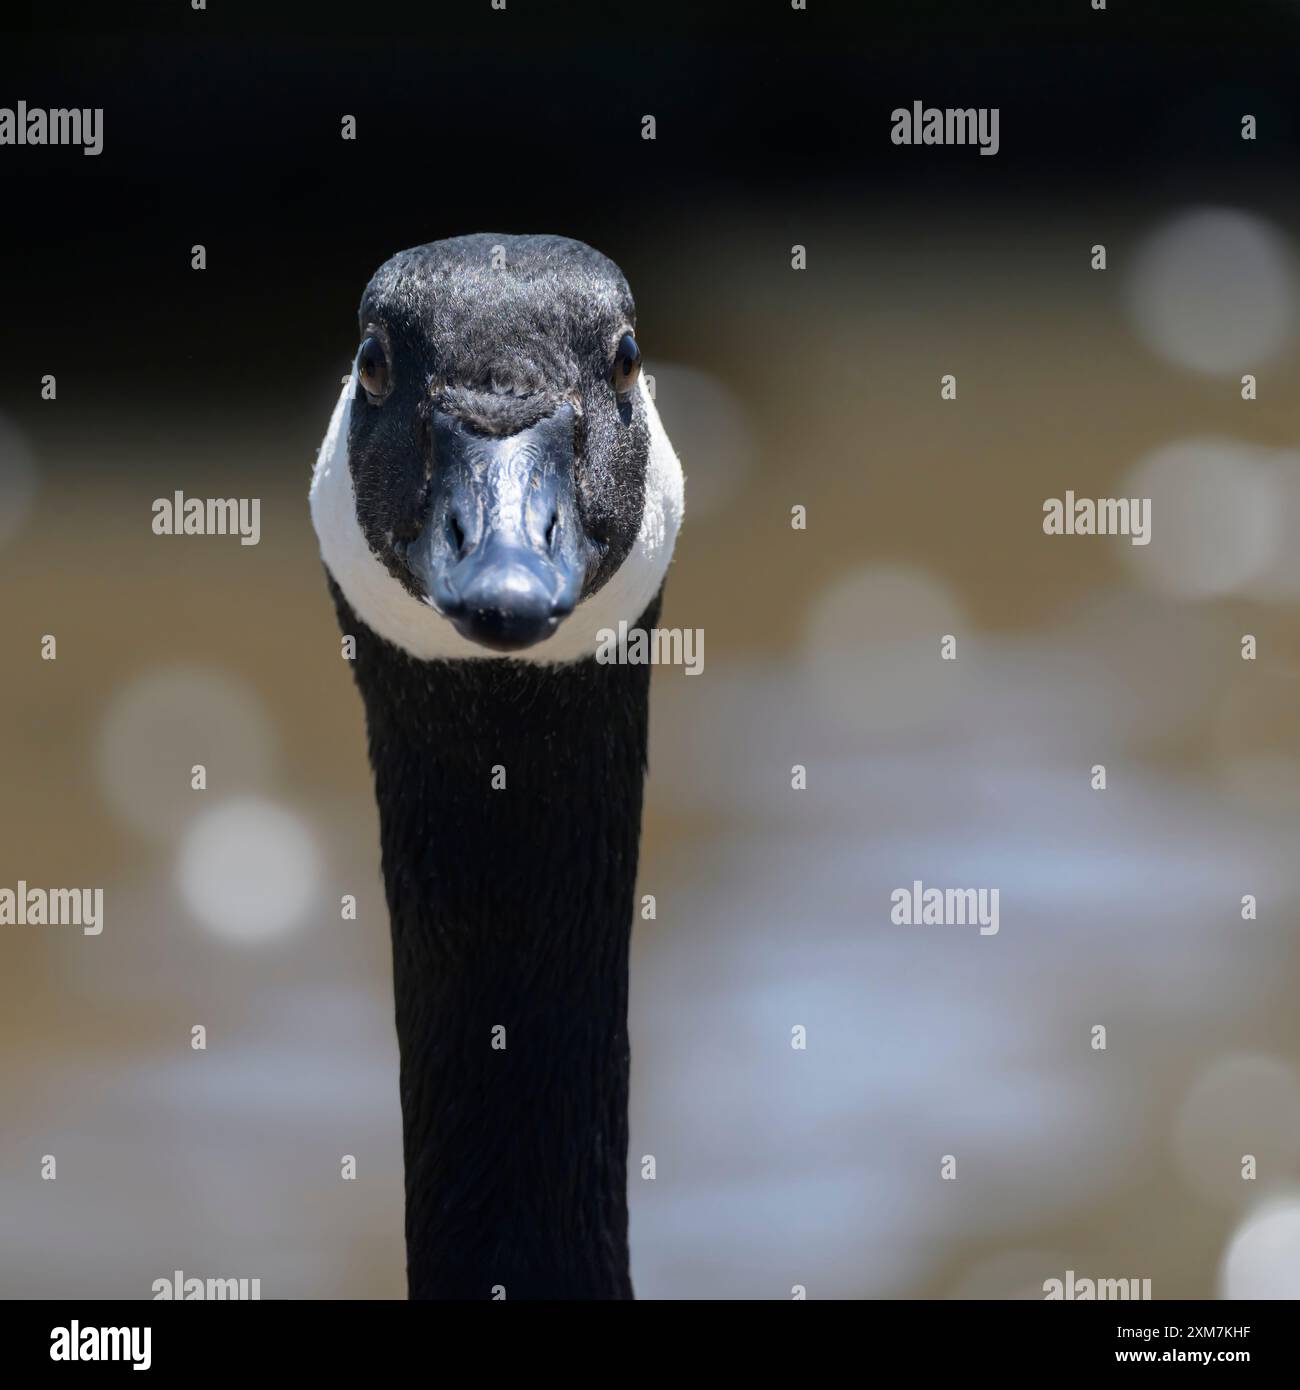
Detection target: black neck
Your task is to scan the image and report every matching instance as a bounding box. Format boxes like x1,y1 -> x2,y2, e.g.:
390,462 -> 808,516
335,583 -> 658,1300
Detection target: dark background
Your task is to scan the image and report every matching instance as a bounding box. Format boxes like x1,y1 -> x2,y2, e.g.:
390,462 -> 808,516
3,0 -> 1299,425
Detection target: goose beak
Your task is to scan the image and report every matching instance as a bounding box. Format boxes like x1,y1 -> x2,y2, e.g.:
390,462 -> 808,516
410,402 -> 589,653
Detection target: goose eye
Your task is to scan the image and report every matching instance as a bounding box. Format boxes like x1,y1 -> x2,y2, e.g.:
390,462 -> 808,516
611,333 -> 641,397
358,336 -> 391,401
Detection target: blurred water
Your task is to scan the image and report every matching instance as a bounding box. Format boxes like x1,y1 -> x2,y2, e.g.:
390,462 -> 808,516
630,635 -> 1300,1297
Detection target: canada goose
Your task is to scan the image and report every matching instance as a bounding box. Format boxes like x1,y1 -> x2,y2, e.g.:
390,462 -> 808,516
310,234 -> 683,1299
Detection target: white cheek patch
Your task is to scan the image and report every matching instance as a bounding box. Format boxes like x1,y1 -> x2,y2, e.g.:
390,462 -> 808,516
308,370 -> 684,664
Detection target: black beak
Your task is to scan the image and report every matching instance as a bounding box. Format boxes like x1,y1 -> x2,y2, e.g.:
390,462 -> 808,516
409,401 -> 589,652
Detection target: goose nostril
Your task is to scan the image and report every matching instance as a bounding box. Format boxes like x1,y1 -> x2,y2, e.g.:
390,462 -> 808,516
545,512 -> 559,553
448,513 -> 467,557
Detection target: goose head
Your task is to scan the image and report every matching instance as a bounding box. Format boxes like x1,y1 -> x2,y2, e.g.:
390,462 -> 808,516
311,233 -> 683,663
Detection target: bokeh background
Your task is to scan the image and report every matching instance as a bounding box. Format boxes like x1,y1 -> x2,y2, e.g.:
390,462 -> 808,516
2,0 -> 1300,1298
